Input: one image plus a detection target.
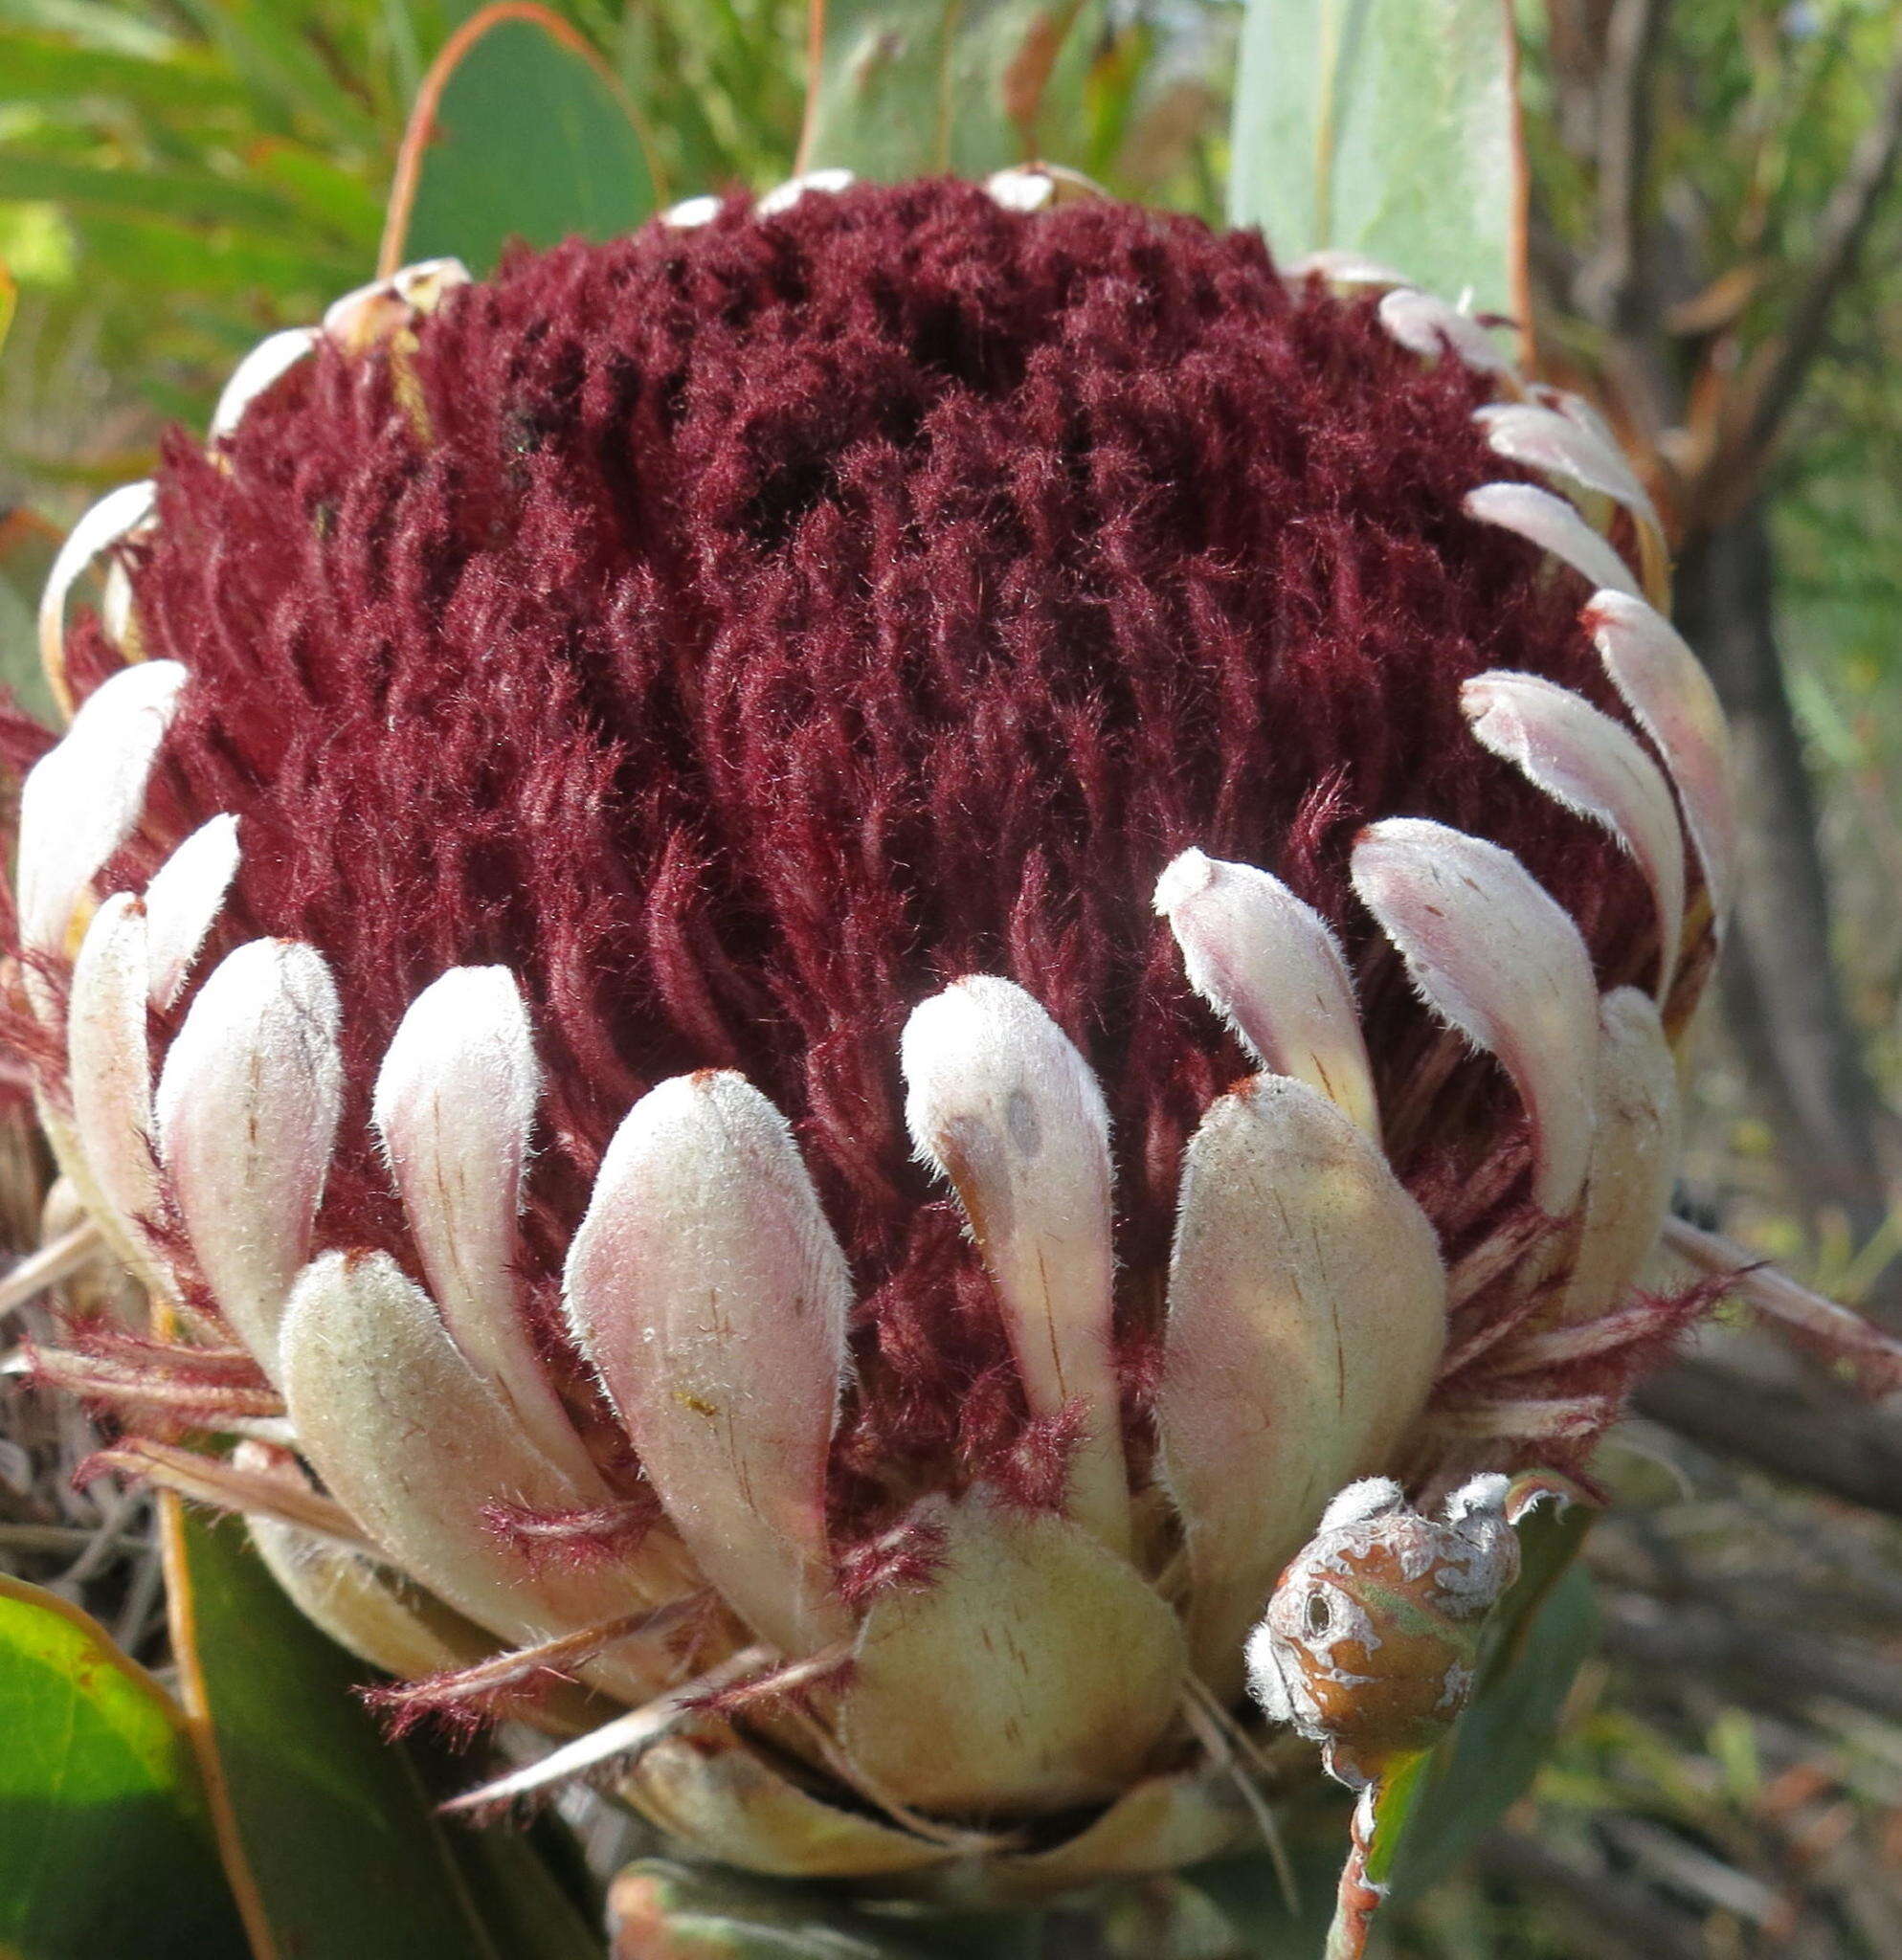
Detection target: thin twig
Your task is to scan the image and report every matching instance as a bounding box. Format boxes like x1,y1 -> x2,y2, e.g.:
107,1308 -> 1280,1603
1661,1214 -> 1902,1394
1728,25 -> 1902,475
1579,0 -> 1670,332
0,1220 -> 104,1323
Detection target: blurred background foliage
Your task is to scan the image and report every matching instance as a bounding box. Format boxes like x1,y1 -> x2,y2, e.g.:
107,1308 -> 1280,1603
8,0 -> 1902,1953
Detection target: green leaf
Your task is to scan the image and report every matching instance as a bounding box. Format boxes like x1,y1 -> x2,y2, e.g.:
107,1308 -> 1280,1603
163,1503 -> 604,1960
0,153 -> 304,229
165,0 -> 383,143
0,33 -> 248,114
796,0 -> 1087,180
391,5 -> 660,278
245,143 -> 389,249
1227,0 -> 1526,318
0,1573 -> 252,1960
0,0 -> 180,60
66,212 -> 359,304
1385,1498 -> 1600,1899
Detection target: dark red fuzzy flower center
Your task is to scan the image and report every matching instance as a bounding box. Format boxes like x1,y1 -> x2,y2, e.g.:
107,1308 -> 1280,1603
91,179 -> 1650,1492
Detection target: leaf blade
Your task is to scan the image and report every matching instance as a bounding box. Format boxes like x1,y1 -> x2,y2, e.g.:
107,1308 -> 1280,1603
162,1500 -> 603,1960
1227,0 -> 1527,320
797,0 -> 1087,180
382,2 -> 662,278
0,1572 -> 251,1960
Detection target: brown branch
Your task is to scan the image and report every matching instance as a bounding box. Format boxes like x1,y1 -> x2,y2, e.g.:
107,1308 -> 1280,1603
1601,1589 -> 1902,1724
1633,1356 -> 1902,1521
1577,0 -> 1670,334
1726,25 -> 1902,477
1662,1215 -> 1902,1392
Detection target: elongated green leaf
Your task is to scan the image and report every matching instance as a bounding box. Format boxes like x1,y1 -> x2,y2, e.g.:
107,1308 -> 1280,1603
0,154 -> 304,229
165,1503 -> 603,1960
392,6 -> 660,278
1227,0 -> 1525,318
0,33 -> 247,112
247,143 -> 389,249
1385,1499 -> 1599,1899
797,0 -> 1086,179
0,1573 -> 251,1960
68,212 -> 359,302
166,0 -> 382,143
0,0 -> 179,59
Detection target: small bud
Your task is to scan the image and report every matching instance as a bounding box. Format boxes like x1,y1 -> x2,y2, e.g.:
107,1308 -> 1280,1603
1245,1475 -> 1521,1788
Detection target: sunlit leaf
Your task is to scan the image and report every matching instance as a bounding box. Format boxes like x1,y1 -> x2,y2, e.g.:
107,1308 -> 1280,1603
66,212 -> 359,304
248,143 -> 390,250
0,0 -> 180,60
1227,0 -> 1526,320
162,1501 -> 603,1960
383,2 -> 661,278
0,32 -> 246,112
0,154 -> 305,229
166,0 -> 382,143
0,1572 -> 251,1960
796,0 -> 1088,180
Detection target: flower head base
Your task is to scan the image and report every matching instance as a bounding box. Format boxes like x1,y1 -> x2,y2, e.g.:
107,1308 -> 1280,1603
12,176 -> 1733,1894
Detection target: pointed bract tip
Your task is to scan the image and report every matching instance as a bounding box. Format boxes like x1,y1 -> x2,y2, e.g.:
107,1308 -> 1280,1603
1377,288 -> 1511,372
1352,816 -> 1600,1215
17,657 -> 189,962
211,329 -> 319,441
1152,846 -> 1216,917
1319,1477 -> 1406,1533
144,812 -> 241,1010
1464,481 -> 1641,600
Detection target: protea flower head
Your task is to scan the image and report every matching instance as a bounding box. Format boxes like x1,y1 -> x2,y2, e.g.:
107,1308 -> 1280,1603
11,170 -> 1734,1896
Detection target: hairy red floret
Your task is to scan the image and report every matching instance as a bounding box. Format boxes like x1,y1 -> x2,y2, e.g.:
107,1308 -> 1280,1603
86,179 -> 1651,1489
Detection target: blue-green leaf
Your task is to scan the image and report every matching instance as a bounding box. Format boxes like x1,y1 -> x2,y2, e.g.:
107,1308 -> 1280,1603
797,0 -> 1087,180
1227,0 -> 1526,318
388,3 -> 660,278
